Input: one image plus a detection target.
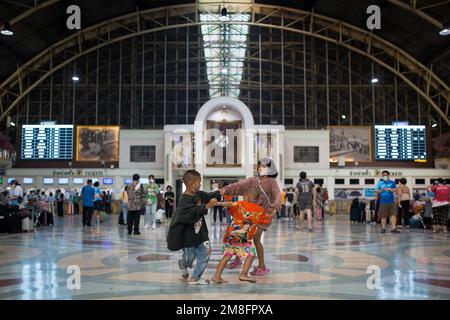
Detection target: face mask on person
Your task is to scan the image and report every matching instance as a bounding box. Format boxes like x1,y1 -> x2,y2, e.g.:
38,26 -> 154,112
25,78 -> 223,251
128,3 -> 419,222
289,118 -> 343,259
149,179 -> 155,184
258,167 -> 270,176
382,176 -> 389,181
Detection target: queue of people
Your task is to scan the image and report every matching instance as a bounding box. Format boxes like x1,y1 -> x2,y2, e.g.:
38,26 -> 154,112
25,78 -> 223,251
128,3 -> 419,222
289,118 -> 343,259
348,172 -> 449,234
2,171 -> 447,238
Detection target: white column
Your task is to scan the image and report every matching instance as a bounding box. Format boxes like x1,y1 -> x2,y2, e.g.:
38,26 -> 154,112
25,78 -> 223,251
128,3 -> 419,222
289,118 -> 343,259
328,176 -> 335,200
277,129 -> 285,183
245,128 -> 255,179
164,131 -> 173,187
194,120 -> 204,186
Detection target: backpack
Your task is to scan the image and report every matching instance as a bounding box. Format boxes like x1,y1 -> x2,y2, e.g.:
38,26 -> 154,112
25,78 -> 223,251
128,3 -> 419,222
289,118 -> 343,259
286,193 -> 294,203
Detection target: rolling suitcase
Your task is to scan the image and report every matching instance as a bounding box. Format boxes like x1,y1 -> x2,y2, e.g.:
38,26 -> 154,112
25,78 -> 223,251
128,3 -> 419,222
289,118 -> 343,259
0,214 -> 7,233
47,211 -> 54,225
365,208 -> 372,223
7,210 -> 22,233
155,209 -> 164,224
22,217 -> 34,232
350,207 -> 360,222
359,203 -> 366,223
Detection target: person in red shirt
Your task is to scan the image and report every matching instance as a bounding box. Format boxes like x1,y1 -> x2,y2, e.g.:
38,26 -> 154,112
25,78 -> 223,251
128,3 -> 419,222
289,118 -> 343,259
212,187 -> 271,284
429,178 -> 450,233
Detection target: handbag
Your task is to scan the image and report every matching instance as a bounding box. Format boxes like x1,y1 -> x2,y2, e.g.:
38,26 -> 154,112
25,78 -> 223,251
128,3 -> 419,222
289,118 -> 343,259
258,178 -> 276,218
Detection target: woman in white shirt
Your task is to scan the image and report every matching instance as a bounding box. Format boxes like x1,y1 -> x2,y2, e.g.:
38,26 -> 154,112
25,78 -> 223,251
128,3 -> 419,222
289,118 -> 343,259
9,180 -> 23,207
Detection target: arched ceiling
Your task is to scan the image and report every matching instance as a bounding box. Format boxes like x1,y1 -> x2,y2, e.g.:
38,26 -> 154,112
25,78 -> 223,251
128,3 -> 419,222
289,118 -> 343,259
0,0 -> 448,84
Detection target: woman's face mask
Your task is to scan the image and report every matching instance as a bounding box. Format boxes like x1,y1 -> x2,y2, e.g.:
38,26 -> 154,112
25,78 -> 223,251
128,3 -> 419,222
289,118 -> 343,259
382,175 -> 389,181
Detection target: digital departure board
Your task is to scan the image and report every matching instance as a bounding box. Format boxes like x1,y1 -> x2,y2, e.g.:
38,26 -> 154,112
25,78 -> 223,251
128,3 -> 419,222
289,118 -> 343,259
21,124 -> 74,160
374,125 -> 427,161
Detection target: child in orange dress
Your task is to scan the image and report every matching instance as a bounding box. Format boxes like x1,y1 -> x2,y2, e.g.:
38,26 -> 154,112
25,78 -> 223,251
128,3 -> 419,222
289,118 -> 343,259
211,187 -> 271,284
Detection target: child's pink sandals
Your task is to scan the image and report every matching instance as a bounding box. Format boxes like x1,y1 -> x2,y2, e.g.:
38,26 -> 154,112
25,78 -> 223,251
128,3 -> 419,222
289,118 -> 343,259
250,267 -> 270,276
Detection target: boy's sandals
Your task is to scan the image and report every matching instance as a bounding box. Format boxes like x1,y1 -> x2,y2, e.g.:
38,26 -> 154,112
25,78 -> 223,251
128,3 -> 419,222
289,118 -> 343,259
181,269 -> 189,280
239,276 -> 257,283
188,277 -> 210,285
211,278 -> 228,284
178,260 -> 189,280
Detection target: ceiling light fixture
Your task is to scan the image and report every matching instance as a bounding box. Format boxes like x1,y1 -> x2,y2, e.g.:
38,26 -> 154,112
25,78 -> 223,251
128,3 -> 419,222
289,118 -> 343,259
72,75 -> 80,81
1,21 -> 13,36
371,78 -> 379,84
439,23 -> 450,36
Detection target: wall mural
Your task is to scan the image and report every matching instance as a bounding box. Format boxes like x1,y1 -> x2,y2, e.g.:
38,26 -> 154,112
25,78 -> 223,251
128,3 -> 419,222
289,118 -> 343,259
76,126 -> 120,161
329,126 -> 372,163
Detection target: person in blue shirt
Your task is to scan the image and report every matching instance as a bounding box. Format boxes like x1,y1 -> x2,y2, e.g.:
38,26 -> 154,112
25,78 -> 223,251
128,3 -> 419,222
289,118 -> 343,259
80,179 -> 95,227
375,170 -> 399,233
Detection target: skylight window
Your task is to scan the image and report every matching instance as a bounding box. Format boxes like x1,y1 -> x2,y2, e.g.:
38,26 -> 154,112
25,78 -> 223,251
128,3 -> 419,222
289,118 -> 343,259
200,13 -> 250,97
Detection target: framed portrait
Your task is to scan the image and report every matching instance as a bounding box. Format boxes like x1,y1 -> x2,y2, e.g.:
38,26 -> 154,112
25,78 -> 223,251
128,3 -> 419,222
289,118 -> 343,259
329,126 -> 372,163
76,126 -> 120,161
171,133 -> 194,169
254,132 -> 275,164
206,120 -> 242,167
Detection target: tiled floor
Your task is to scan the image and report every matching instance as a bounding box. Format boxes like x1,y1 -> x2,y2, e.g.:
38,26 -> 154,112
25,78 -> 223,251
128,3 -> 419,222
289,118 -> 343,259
0,214 -> 449,300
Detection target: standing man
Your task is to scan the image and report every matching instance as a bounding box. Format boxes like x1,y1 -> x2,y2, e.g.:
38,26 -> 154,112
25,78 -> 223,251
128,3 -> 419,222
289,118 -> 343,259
144,174 -> 160,230
80,179 -> 95,227
375,170 -> 400,233
164,185 -> 175,220
295,171 -> 316,232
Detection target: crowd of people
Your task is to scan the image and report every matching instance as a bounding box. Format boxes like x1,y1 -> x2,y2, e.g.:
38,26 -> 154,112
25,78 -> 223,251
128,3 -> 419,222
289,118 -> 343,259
0,179 -> 118,226
1,166 -> 448,285
350,171 -> 450,234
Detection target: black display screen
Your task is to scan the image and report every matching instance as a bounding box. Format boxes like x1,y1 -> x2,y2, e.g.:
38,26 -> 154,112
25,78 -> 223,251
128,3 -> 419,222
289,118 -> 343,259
374,125 -> 426,161
21,124 -> 74,160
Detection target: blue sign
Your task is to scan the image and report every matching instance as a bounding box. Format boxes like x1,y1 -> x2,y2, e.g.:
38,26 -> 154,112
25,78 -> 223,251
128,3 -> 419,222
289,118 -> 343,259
365,188 -> 376,198
103,178 -> 114,185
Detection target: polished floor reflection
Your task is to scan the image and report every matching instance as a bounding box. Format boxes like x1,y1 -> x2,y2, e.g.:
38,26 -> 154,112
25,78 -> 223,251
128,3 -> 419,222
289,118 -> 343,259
0,214 -> 449,300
